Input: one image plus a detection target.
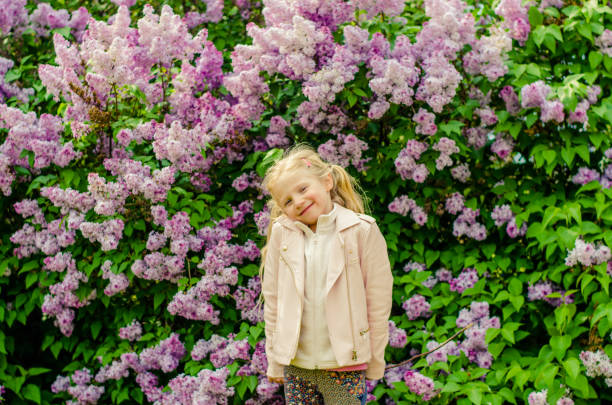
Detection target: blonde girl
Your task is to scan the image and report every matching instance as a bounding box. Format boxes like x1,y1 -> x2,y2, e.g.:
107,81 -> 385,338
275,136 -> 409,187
260,144 -> 393,405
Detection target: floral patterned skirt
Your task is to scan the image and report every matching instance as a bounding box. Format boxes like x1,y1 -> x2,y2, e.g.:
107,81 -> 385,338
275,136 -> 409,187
283,365 -> 367,405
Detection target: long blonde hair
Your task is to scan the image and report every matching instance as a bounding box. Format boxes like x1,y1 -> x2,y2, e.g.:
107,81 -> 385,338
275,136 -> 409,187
258,144 -> 370,300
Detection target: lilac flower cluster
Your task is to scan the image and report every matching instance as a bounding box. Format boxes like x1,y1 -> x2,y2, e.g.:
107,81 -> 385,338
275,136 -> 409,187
265,115 -> 291,149
425,340 -> 460,365
432,137 -> 460,171
490,133 -> 515,162
388,195 -> 428,225
10,201 -> 77,258
0,105 -> 79,196
463,26 -> 512,82
388,320 -> 408,348
500,86 -> 520,115
572,165 -> 612,189
42,253 -> 94,337
394,140 -> 429,183
455,301 -> 500,368
79,219 -> 125,251
317,134 -> 371,171
412,108 -> 437,136
528,389 -> 574,405
0,56 -> 33,102
354,0 -> 405,19
402,294 -> 431,320
491,204 -> 528,238
596,29 -> 612,58
520,80 -> 565,123
527,280 -> 573,306
0,0 -> 89,41
51,368 -> 105,405
254,204 -> 270,236
167,203 -> 260,321
191,334 -> 250,367
451,206 -> 487,241
403,370 -> 437,401
494,0 -> 530,44
368,35 -> 419,118
580,350 -> 612,387
449,267 -> 479,293
118,319 -> 142,342
232,171 -> 263,193
565,238 -> 611,267
233,276 -> 264,323
101,260 -> 129,296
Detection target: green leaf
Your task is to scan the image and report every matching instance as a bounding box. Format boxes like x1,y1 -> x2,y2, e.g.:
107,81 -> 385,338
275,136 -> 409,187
525,112 -> 538,128
577,23 -> 593,41
442,382 -> 461,393
589,51 -> 603,69
550,335 -> 571,361
535,365 -> 558,389
91,321 -> 102,340
154,292 -> 165,310
563,358 -> 580,380
466,387 -> 483,405
485,328 -> 501,344
508,278 -> 523,295
4,69 -> 21,82
27,367 -> 51,377
23,383 -> 41,404
528,6 -> 543,27
509,295 -> 524,312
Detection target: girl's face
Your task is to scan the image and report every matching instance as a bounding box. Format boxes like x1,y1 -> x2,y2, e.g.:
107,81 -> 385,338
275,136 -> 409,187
272,168 -> 334,231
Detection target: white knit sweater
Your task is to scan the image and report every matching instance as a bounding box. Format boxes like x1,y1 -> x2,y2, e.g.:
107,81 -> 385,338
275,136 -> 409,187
290,203 -> 341,369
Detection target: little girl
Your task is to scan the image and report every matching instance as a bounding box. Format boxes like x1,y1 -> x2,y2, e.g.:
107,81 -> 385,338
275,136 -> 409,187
260,145 -> 393,404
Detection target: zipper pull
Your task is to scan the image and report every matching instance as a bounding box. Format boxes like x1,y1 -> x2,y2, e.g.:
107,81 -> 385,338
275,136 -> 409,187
352,350 -> 357,361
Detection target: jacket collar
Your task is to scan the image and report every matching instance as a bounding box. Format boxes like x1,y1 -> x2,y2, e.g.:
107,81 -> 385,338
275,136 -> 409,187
275,203 -> 361,233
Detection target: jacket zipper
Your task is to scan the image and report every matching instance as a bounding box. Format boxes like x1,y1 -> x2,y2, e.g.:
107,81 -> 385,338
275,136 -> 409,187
344,242 -> 358,361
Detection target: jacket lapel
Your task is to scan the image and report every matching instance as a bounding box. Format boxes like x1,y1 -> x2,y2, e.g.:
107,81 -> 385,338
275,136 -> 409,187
275,205 -> 362,297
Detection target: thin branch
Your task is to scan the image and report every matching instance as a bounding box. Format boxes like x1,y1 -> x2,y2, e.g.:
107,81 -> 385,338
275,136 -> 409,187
385,323 -> 474,370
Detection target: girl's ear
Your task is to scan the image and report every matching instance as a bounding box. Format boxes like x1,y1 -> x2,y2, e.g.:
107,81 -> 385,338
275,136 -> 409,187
324,172 -> 334,192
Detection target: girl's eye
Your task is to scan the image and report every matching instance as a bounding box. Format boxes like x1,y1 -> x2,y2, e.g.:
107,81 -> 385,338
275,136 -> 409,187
300,186 -> 307,192
285,199 -> 291,206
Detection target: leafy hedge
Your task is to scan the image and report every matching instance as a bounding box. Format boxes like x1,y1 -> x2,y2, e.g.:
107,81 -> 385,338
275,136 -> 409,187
0,0 -> 611,404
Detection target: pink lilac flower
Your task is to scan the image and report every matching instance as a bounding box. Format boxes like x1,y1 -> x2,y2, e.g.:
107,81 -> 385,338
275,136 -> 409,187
491,134 -> 515,161
527,280 -> 573,306
402,294 -> 431,320
528,389 -> 548,405
463,26 -> 511,82
101,260 -> 129,296
388,195 -> 428,225
403,370 -> 437,401
565,238 -> 611,267
463,127 -> 488,149
119,319 -> 142,342
495,0 -> 530,44
317,134 -> 371,171
449,268 -> 479,293
394,141 -> 429,183
455,301 -> 500,368
388,320 -> 407,348
596,29 -> 612,58
433,137 -> 460,170
425,340 -> 460,365
451,163 -> 471,182
571,167 -> 600,185
452,207 -> 487,241
500,86 -> 520,115
412,108 -> 437,135
580,350 -> 612,387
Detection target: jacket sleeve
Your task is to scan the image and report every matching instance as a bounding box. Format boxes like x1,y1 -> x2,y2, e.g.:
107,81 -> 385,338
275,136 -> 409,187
262,223 -> 284,378
362,221 -> 393,380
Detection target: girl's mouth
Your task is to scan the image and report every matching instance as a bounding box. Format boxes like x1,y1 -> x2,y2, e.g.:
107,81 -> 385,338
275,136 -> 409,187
301,203 -> 313,215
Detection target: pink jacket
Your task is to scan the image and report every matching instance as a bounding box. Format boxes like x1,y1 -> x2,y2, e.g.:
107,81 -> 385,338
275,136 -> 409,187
263,204 -> 393,380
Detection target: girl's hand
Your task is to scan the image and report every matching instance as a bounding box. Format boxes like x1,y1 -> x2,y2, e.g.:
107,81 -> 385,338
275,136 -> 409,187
268,376 -> 285,384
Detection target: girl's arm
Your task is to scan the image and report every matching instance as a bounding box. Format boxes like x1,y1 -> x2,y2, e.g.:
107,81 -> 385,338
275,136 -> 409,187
362,221 -> 394,380
262,223 -> 284,379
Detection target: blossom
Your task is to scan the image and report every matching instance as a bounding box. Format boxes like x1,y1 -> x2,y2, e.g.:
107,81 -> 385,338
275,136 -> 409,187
402,294 -> 431,320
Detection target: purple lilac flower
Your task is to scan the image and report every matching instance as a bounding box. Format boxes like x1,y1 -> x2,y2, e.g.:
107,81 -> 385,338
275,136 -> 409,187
388,320 -> 407,348
449,268 -> 479,293
402,294 -> 431,320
